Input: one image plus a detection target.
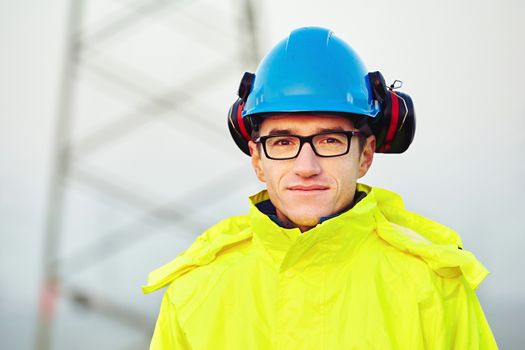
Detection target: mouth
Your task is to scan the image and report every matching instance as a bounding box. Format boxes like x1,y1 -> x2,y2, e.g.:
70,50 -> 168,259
287,185 -> 330,193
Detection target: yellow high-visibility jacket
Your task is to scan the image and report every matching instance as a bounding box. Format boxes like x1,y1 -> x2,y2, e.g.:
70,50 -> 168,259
143,184 -> 497,349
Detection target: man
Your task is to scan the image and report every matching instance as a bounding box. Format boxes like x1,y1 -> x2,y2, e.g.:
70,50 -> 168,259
143,27 -> 497,349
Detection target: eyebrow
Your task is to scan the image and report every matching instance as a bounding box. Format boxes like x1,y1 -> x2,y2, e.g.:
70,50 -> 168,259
267,129 -> 293,136
319,127 -> 346,132
266,126 -> 347,135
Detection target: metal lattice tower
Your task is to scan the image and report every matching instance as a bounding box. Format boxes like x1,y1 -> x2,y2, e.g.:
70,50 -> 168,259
36,1 -> 262,349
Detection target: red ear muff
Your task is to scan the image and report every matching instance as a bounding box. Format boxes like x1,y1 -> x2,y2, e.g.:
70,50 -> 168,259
228,99 -> 252,155
227,72 -> 255,156
368,71 -> 416,153
382,90 -> 415,153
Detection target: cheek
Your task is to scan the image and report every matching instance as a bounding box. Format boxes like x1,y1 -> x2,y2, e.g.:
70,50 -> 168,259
329,158 -> 360,185
261,162 -> 291,194
331,162 -> 360,208
260,162 -> 279,187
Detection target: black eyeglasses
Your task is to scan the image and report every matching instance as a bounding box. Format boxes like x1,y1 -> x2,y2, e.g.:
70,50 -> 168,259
254,131 -> 363,160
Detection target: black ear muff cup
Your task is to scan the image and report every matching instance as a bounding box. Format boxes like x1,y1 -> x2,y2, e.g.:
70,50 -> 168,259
368,71 -> 416,153
227,99 -> 252,156
227,72 -> 256,156
384,91 -> 415,153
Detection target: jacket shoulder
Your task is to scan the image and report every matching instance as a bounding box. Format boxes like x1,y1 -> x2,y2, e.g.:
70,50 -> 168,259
142,215 -> 252,294
370,188 -> 489,290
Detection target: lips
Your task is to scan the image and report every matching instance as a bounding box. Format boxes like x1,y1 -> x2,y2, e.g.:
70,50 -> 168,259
287,185 -> 329,191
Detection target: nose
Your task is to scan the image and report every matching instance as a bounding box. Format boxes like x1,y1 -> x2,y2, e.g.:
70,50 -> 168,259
292,142 -> 322,178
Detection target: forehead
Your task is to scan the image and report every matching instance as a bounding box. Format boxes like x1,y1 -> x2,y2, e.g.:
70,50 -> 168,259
258,113 -> 356,134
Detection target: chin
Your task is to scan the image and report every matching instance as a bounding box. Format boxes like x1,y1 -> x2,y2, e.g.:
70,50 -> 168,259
293,217 -> 321,228
288,208 -> 329,227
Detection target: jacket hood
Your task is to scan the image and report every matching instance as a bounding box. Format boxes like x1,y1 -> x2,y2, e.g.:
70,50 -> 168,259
365,184 -> 489,290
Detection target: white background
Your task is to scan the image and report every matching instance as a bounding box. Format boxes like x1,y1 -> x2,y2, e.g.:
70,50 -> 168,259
1,0 -> 524,348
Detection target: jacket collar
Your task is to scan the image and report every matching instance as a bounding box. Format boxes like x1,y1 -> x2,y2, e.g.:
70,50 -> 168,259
248,184 -> 377,268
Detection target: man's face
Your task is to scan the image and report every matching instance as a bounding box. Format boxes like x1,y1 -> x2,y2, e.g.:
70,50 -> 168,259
249,113 -> 375,232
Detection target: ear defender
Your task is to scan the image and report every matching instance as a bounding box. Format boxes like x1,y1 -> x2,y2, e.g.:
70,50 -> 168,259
227,70 -> 416,155
368,71 -> 416,153
227,72 -> 255,155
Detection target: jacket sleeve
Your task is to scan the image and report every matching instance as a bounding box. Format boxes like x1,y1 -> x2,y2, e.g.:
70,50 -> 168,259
150,290 -> 191,350
419,276 -> 498,349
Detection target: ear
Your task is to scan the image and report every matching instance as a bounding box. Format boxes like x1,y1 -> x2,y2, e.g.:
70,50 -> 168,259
249,140 -> 266,182
358,135 -> 375,178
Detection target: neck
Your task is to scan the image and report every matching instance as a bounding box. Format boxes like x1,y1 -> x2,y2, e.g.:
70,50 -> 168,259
272,190 -> 367,232
275,211 -> 314,233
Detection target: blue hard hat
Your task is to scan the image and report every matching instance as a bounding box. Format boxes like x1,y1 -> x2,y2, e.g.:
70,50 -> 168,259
227,27 -> 416,156
243,27 -> 380,118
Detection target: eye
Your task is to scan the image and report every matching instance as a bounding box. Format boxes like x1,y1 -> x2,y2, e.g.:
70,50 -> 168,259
317,134 -> 346,144
324,137 -> 342,144
269,136 -> 296,147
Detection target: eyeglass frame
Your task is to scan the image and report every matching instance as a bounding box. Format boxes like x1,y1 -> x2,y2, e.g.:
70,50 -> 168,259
253,130 -> 364,160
